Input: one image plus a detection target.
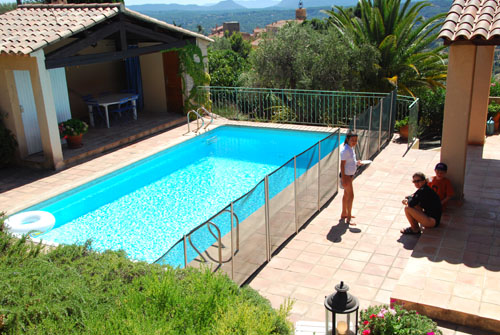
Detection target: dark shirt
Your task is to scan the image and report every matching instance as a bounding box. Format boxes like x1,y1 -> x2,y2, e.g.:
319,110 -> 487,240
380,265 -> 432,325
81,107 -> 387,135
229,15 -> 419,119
407,184 -> 442,225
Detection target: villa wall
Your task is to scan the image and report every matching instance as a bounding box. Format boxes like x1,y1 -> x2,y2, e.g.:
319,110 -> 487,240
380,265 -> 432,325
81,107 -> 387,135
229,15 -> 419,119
139,44 -> 167,114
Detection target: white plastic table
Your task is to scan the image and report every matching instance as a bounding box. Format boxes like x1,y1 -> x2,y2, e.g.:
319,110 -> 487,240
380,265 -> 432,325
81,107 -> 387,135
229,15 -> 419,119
87,93 -> 139,128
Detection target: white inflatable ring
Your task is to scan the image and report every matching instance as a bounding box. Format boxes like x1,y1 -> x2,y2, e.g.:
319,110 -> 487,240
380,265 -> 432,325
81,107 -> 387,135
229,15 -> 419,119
4,211 -> 55,235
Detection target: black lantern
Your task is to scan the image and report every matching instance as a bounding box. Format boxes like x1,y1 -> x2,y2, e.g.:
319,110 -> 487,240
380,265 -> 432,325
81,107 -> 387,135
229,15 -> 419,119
324,281 -> 359,335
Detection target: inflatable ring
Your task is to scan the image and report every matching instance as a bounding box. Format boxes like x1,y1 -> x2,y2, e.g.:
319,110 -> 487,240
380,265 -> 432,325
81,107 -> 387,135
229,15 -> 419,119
4,211 -> 55,236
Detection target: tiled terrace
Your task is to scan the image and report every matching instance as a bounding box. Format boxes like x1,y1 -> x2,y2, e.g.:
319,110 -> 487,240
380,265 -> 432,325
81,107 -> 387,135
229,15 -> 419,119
249,134 -> 500,334
1,118 -> 499,334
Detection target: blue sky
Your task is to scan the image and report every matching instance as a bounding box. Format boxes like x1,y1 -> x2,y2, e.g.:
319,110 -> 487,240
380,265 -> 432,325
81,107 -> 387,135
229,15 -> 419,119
124,0 -> 220,4
0,0 -> 260,5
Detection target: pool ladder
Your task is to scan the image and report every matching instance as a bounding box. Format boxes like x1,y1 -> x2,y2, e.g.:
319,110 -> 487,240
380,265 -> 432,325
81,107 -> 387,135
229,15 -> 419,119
187,106 -> 215,134
187,210 -> 240,271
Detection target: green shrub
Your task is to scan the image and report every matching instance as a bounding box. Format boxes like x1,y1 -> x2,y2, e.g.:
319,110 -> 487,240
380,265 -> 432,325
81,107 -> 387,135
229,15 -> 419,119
490,80 -> 500,97
417,87 -> 446,136
0,115 -> 17,168
394,116 -> 409,131
359,304 -> 442,335
0,232 -> 292,335
488,101 -> 500,118
58,118 -> 88,137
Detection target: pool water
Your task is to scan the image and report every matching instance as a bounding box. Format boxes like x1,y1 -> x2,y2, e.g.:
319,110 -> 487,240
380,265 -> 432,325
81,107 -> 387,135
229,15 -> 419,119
31,126 -> 333,263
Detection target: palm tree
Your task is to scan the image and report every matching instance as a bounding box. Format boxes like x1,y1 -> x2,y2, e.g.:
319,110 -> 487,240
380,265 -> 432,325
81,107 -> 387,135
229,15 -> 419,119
323,0 -> 447,96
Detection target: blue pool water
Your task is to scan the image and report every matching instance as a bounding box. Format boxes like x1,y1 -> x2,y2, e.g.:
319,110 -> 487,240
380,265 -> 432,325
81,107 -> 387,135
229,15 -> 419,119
30,126 -> 337,263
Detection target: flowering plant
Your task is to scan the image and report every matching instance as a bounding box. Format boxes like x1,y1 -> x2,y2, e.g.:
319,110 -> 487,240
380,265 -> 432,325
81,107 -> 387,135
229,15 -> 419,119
58,118 -> 88,137
359,304 -> 442,335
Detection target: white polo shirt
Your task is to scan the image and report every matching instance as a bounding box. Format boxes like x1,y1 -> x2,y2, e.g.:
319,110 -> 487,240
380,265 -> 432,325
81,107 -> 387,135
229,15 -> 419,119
340,144 -> 357,176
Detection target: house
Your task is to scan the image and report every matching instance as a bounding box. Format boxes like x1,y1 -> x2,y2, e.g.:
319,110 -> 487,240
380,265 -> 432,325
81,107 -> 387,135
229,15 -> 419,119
0,3 -> 212,170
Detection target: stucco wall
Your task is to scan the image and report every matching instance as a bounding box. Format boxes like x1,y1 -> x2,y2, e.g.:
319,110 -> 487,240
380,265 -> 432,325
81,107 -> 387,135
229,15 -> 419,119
0,69 -> 16,133
139,45 -> 167,114
0,54 -> 37,158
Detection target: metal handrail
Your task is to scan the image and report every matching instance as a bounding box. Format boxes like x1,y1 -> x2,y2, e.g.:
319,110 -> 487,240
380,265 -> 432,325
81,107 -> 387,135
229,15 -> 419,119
187,109 -> 204,133
197,106 -> 215,130
200,86 -> 415,126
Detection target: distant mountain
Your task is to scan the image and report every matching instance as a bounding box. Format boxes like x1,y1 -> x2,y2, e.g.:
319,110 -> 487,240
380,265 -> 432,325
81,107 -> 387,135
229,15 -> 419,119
235,0 -> 280,8
129,0 -> 245,12
273,0 -> 357,9
207,0 -> 246,10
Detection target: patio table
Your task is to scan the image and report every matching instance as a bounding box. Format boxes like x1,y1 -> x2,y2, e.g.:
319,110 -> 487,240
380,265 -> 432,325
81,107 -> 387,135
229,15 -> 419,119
87,93 -> 139,128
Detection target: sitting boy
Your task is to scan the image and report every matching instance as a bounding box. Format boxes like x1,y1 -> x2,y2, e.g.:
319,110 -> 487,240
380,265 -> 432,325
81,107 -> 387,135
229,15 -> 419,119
428,162 -> 454,210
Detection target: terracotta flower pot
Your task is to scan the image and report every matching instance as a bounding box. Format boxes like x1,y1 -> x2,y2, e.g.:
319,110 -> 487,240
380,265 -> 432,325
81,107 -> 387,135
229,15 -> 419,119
66,134 -> 83,149
398,124 -> 409,139
493,113 -> 500,131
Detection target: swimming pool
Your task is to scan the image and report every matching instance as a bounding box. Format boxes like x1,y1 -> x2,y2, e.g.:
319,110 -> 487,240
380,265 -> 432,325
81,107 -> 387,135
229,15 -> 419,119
27,125 -> 337,263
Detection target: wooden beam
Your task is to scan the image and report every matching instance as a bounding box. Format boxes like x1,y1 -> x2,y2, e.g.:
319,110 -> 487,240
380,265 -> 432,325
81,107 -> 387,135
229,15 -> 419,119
119,14 -> 127,52
45,21 -> 122,60
123,21 -> 177,44
45,40 -> 190,69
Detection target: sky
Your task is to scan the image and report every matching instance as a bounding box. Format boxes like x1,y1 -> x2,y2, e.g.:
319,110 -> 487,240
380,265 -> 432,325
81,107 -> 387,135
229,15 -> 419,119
0,0 -> 271,6
124,0 -> 220,4
125,0 -> 221,4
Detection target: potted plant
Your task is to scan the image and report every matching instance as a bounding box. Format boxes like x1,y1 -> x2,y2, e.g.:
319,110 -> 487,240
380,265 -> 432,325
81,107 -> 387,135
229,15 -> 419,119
58,118 -> 88,149
359,304 -> 442,335
395,116 -> 409,139
488,101 -> 500,132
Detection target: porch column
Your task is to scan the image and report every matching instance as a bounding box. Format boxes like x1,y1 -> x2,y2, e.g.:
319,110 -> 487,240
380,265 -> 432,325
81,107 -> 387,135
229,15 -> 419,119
30,50 -> 64,170
441,42 -> 476,200
468,45 -> 495,145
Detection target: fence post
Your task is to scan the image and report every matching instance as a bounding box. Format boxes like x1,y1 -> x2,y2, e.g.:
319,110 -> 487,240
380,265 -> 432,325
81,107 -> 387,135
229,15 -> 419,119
337,131 -> 341,192
353,109 -> 357,132
389,90 -> 394,138
294,156 -> 299,233
378,98 -> 383,152
318,142 -> 321,211
366,106 -> 373,160
230,202 -> 235,280
183,235 -> 188,268
264,175 -> 271,261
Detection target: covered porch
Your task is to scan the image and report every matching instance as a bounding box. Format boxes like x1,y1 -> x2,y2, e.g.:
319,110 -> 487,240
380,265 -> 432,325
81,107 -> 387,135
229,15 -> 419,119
0,3 -> 211,170
23,112 -> 185,168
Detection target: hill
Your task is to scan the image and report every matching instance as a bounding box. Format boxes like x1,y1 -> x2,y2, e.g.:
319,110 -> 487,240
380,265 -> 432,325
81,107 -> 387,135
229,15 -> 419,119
129,0 -> 245,12
273,0 -> 357,8
129,0 -> 452,35
135,7 -> 331,33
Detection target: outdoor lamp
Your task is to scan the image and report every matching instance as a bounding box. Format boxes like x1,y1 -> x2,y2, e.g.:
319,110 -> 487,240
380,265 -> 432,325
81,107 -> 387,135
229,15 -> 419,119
324,281 -> 359,335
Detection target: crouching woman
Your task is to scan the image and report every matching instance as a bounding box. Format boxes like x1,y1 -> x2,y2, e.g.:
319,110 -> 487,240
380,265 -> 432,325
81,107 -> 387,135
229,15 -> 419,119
401,172 -> 441,235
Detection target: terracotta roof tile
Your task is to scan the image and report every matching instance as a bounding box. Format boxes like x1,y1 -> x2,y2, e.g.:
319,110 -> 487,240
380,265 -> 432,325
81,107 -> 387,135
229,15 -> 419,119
0,3 -> 211,56
439,0 -> 500,43
0,4 -> 120,55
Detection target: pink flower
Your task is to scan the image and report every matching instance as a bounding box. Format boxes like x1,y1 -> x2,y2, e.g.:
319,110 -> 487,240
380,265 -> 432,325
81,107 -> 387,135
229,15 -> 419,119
363,321 -> 370,325
377,311 -> 385,318
389,308 -> 396,316
427,333 -> 435,335
362,330 -> 371,335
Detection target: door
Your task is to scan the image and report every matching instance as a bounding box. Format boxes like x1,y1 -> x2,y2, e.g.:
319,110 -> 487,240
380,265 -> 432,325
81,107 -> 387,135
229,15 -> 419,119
14,68 -> 71,155
14,70 -> 42,155
49,67 -> 71,123
163,51 -> 184,114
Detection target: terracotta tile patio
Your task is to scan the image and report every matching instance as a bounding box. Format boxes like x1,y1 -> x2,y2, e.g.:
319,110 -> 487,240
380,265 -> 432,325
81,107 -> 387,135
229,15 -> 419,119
248,134 -> 500,334
1,118 -> 499,334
